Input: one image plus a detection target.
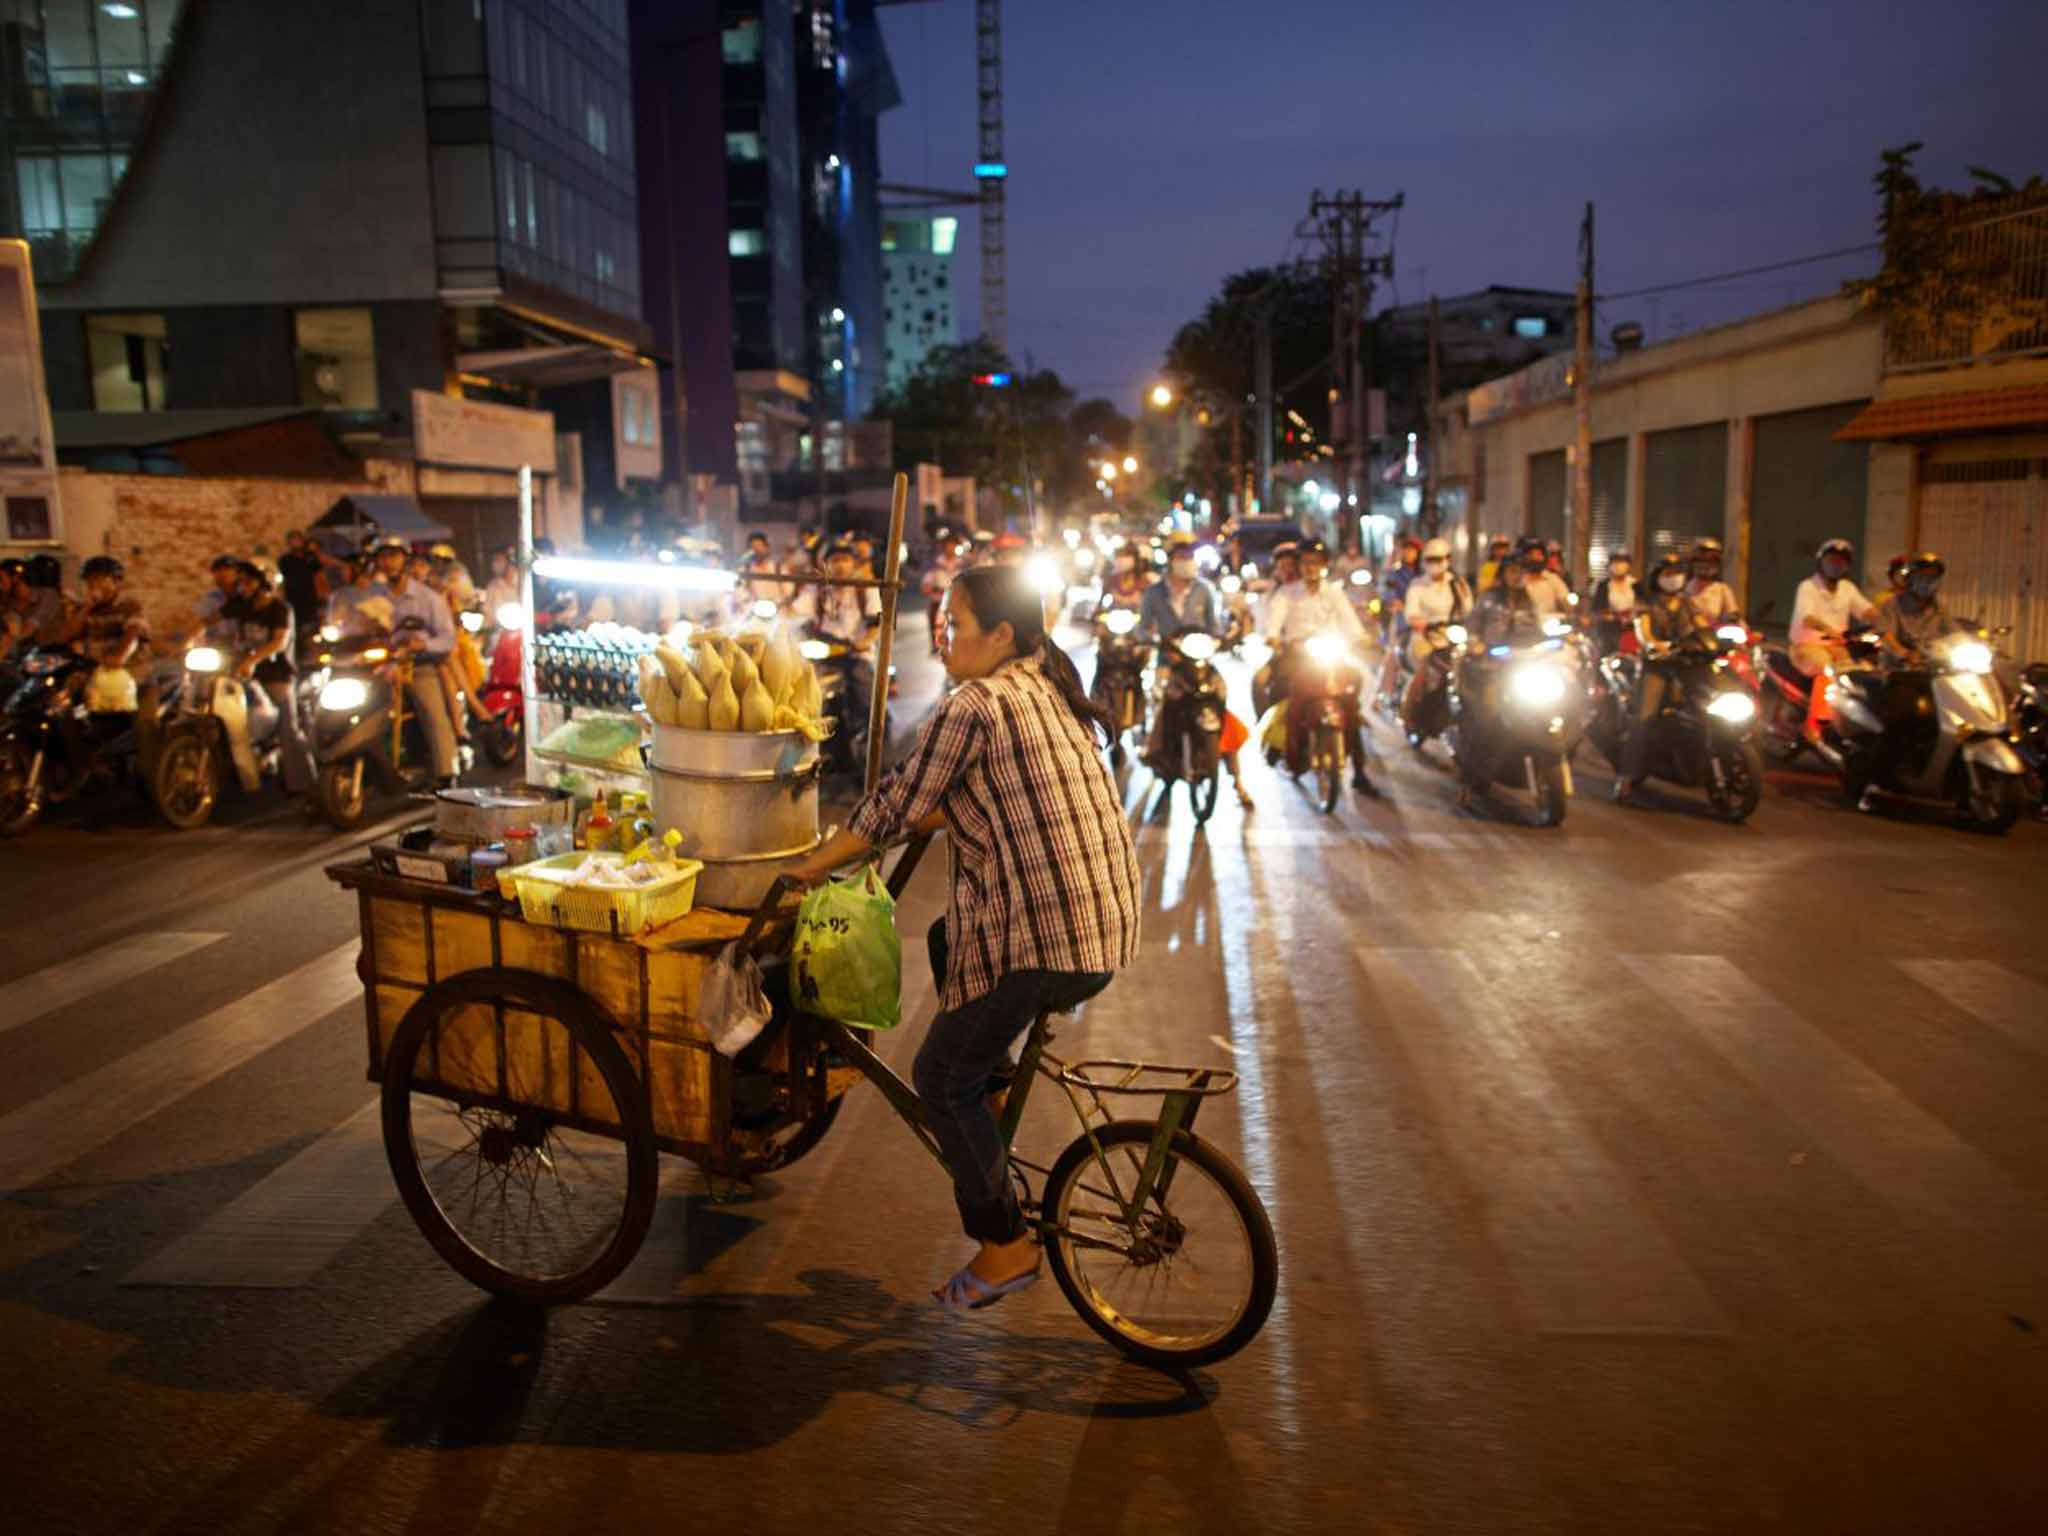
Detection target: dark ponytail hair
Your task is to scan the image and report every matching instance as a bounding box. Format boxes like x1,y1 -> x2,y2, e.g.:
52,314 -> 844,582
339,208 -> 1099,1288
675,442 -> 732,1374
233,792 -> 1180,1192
950,564 -> 1117,743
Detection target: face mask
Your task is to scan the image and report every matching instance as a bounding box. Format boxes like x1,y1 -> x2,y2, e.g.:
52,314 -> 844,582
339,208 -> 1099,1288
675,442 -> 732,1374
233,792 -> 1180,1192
1424,558 -> 1447,572
1169,558 -> 1194,576
1909,575 -> 1939,600
1820,559 -> 1849,581
1657,572 -> 1686,594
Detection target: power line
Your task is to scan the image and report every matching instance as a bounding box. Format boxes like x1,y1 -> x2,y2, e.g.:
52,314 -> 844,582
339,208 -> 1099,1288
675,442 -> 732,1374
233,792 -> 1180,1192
1599,242 -> 1880,302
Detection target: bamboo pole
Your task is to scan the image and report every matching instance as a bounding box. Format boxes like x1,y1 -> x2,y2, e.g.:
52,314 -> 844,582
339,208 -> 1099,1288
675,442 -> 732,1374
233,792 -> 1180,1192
864,472 -> 910,795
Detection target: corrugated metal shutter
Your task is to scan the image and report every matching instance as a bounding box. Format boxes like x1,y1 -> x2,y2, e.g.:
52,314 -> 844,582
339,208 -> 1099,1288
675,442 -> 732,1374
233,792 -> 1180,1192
1643,422 -> 1728,564
1589,437 -> 1628,577
1528,450 -> 1566,544
1918,458 -> 2048,661
1748,402 -> 1868,632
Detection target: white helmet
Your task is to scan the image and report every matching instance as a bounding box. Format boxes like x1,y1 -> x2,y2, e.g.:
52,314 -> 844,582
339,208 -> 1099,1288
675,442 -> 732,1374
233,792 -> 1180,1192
1422,538 -> 1452,561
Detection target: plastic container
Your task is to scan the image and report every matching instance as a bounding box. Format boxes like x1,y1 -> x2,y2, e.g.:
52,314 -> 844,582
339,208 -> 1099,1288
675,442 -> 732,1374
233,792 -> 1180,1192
508,851 -> 705,936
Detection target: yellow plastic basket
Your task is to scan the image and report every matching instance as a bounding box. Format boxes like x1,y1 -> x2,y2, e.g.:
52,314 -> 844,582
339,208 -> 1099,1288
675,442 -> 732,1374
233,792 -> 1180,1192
509,852 -> 704,937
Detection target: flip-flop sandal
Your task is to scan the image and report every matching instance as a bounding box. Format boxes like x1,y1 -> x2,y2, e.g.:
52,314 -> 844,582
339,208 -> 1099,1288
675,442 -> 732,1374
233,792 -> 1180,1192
933,1262 -> 1042,1312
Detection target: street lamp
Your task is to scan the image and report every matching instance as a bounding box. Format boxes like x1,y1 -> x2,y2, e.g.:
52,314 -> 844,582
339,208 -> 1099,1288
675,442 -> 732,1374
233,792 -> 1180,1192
1100,462 -> 1119,481
1149,383 -> 1174,409
1121,455 -> 1139,475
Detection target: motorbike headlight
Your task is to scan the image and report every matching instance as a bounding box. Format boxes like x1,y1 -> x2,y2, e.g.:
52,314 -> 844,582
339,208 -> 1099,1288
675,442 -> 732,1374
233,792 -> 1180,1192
319,677 -> 369,713
184,647 -> 223,674
1349,569 -> 1372,587
1948,640 -> 1993,675
1102,609 -> 1141,637
319,624 -> 342,643
496,602 -> 529,631
362,646 -> 389,664
460,610 -> 484,633
1444,624 -> 1468,646
1074,548 -> 1097,570
1707,691 -> 1757,724
1178,632 -> 1219,662
1509,663 -> 1567,708
1542,617 -> 1572,638
1716,624 -> 1749,645
751,599 -> 778,620
1025,555 -> 1064,596
799,639 -> 832,661
1219,575 -> 1242,595
1305,631 -> 1349,666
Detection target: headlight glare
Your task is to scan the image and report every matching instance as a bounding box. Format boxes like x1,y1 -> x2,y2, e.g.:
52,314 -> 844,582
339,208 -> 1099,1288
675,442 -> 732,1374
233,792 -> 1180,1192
319,677 -> 370,712
1509,663 -> 1567,707
184,647 -> 223,674
1706,691 -> 1757,724
1949,640 -> 1993,675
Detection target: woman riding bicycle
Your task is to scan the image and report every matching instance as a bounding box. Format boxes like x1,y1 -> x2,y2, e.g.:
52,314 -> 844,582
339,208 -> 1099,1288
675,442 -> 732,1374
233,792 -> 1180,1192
785,564 -> 1142,1311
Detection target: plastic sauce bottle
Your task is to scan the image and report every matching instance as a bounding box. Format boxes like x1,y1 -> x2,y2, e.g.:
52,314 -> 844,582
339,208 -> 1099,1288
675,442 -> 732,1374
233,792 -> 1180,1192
503,825 -> 539,868
581,792 -> 615,852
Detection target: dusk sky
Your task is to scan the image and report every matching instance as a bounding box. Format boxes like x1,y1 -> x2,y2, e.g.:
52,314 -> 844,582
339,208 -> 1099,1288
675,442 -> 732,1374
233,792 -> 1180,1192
878,0 -> 2048,409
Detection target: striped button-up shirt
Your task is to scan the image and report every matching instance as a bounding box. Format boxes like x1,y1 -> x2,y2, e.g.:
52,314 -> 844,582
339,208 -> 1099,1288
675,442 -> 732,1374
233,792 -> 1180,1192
851,652 -> 1141,1011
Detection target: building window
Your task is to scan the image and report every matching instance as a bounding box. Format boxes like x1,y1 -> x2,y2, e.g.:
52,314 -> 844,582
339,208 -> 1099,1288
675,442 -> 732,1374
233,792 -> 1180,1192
1513,315 -> 1549,339
524,162 -> 539,247
596,249 -> 616,285
86,312 -> 167,412
725,131 -> 763,161
585,102 -> 609,156
729,228 -> 766,257
294,308 -> 378,410
722,18 -> 761,63
809,6 -> 834,65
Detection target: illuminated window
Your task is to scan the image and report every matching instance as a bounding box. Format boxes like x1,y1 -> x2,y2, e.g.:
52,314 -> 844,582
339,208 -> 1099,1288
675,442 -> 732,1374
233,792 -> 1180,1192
294,308 -> 378,410
722,19 -> 761,63
729,229 -> 766,257
1513,315 -> 1548,339
725,131 -> 763,161
931,217 -> 958,256
86,312 -> 167,412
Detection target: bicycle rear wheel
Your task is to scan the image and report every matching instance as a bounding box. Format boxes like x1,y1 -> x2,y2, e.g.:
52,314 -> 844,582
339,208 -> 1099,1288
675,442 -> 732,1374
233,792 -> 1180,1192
1040,1119 -> 1278,1370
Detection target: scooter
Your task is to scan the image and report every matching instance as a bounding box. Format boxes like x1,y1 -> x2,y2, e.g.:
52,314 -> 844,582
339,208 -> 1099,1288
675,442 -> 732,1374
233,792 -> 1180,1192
2014,661 -> 2047,817
149,644 -> 286,829
1091,605 -> 1151,770
1587,625 -> 1765,823
309,632 -> 465,829
1263,630 -> 1367,815
1447,630 -> 1588,827
0,646 -> 158,835
472,603 -> 527,769
1757,631 -> 1883,767
1145,626 -> 1229,823
1831,630 -> 2028,833
797,633 -> 867,777
1401,619 -> 1468,749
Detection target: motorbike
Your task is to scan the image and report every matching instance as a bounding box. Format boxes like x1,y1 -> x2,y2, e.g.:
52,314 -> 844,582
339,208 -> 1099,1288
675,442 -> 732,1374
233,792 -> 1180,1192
1401,620 -> 1468,749
148,644 -> 287,829
472,603 -> 527,768
1830,630 -> 2028,833
0,646 -> 158,834
1144,626 -> 1230,822
1091,605 -> 1151,770
1263,629 -> 1367,814
2014,660 -> 2047,816
1757,630 -> 1883,767
309,631 -> 464,829
1587,624 -> 1765,822
797,632 -> 867,776
1447,628 -> 1588,827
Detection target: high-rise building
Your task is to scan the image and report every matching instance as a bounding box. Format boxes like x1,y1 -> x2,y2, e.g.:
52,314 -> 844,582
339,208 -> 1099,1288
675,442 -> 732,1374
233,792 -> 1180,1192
881,214 -> 958,391
1,0 -> 665,556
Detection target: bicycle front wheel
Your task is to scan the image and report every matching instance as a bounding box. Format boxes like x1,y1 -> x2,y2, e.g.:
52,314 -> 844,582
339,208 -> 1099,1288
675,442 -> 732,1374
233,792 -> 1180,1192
1040,1119 -> 1278,1370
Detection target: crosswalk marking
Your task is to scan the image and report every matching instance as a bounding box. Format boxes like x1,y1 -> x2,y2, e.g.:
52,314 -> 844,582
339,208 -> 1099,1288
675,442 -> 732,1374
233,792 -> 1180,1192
1361,949 -> 1730,1337
1897,960 -> 2048,1058
1623,955 -> 2048,1315
0,943 -> 362,1193
124,1098 -> 391,1288
0,931 -> 227,1038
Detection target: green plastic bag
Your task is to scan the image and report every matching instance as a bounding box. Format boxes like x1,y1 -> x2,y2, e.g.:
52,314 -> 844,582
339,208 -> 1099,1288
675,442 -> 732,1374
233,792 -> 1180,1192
791,866 -> 901,1030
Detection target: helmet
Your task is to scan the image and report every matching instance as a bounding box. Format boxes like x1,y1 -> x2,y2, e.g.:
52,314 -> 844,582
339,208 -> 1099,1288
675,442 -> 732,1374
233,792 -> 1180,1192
369,536 -> 409,558
233,559 -> 269,585
1165,531 -> 1196,553
26,553 -> 62,586
1271,540 -> 1299,561
1689,537 -> 1724,576
429,542 -> 458,563
1650,551 -> 1689,591
1886,552 -> 1912,588
1903,552 -> 1946,597
1513,534 -> 1549,570
1,557 -> 27,580
1606,547 -> 1634,567
823,539 -> 857,560
1298,538 -> 1330,561
1488,535 -> 1511,554
80,555 -> 124,582
1401,535 -> 1424,552
1422,538 -> 1452,561
1816,537 -> 1855,569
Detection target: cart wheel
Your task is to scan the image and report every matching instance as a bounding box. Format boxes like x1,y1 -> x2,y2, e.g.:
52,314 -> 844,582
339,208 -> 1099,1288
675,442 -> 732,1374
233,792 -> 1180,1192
381,970 -> 658,1303
1040,1119 -> 1278,1371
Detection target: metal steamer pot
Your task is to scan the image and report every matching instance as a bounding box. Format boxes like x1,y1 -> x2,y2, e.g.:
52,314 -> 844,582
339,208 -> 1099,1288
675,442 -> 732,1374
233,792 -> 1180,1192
647,724 -> 822,910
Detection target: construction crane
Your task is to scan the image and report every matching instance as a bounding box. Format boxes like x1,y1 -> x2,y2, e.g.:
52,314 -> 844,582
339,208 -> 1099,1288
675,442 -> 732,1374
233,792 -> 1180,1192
878,0 -> 1006,356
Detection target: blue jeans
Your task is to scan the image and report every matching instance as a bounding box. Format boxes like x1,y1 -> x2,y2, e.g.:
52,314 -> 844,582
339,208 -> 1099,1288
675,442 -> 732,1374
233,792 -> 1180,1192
913,956 -> 1110,1244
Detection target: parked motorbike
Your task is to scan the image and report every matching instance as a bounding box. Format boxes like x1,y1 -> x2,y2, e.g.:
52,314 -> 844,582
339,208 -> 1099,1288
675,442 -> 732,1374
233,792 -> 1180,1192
1588,625 -> 1765,822
2014,661 -> 2047,817
148,644 -> 287,829
1447,631 -> 1587,827
1263,629 -> 1366,814
1091,605 -> 1151,770
0,646 -> 158,835
1831,631 -> 2028,832
1145,626 -> 1229,822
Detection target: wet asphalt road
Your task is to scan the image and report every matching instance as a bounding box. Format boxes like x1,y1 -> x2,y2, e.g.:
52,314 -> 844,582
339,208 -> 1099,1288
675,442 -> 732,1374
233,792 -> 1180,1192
2,617 -> 2046,1536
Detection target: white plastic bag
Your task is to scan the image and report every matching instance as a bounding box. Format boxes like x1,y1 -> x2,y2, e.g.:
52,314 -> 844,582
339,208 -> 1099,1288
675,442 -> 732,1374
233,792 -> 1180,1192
702,940 -> 772,1058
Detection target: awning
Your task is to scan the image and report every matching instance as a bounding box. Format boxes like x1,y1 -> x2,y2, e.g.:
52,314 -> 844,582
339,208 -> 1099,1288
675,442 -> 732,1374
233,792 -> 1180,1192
317,494 -> 451,545
457,344 -> 648,390
1834,385 -> 2048,441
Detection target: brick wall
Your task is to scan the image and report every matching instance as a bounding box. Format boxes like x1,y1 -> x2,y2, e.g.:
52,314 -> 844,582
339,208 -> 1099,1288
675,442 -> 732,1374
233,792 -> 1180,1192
78,459 -> 413,637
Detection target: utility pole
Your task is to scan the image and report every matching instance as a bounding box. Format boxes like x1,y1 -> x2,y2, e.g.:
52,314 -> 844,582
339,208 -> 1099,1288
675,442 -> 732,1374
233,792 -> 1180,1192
975,1 -> 1007,354
1424,294 -> 1441,538
1571,201 -> 1595,584
1254,307 -> 1273,517
1229,406 -> 1244,521
1300,189 -> 1403,549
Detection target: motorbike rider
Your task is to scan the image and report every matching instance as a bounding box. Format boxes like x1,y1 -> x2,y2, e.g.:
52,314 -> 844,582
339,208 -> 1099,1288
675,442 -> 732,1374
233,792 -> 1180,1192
221,559 -> 315,795
369,536 -> 463,788
1872,552 -> 1912,615
1453,544 -> 1556,806
1101,541 -> 1149,609
1140,534 -> 1253,808
1588,548 -> 1638,653
1517,536 -> 1573,618
1398,537 -> 1473,724
2,557 -> 56,657
1262,538 -> 1379,796
795,539 -> 882,738
1856,552 -> 1965,814
192,554 -> 245,646
1613,552 -> 1712,802
1380,536 -> 1424,625
1789,537 -> 1877,748
1684,537 -> 1742,625
38,555 -> 161,772
1477,535 -> 1513,592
